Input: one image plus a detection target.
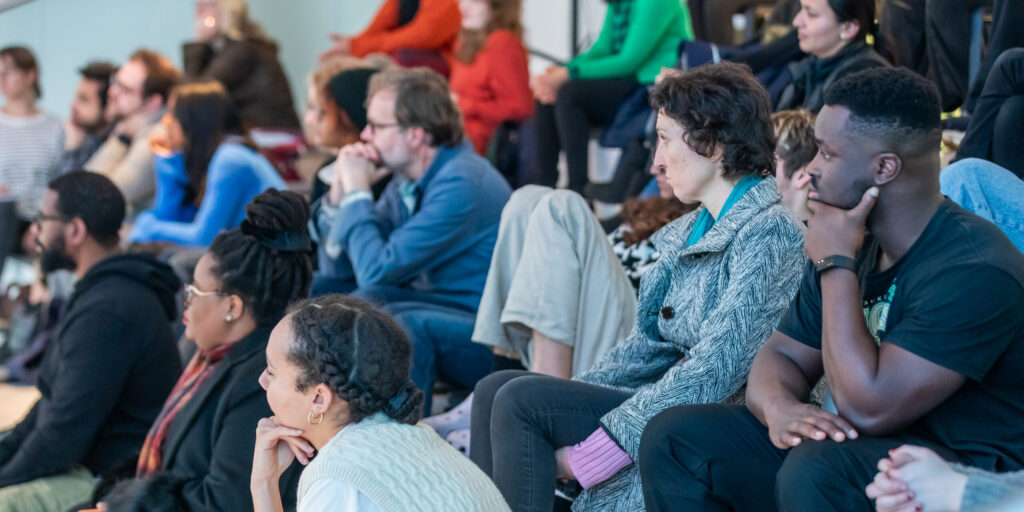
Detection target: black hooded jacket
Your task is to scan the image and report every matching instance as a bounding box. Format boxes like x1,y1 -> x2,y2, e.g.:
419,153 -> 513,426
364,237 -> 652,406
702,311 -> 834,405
0,254 -> 183,487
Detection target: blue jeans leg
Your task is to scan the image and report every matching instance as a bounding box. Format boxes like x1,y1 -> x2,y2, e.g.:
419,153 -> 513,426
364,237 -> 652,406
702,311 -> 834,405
940,158 -> 1024,251
387,302 -> 493,414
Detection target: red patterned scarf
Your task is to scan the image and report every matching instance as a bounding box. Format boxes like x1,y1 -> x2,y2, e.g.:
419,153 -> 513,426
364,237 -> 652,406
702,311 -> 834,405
136,342 -> 235,477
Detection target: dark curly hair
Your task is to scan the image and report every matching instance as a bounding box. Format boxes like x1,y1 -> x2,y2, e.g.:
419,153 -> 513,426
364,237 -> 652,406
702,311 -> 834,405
286,294 -> 423,425
823,67 -> 941,154
208,188 -> 313,326
649,62 -> 776,179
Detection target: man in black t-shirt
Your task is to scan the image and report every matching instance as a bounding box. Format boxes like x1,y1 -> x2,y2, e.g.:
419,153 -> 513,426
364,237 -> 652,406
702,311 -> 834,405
635,67 -> 1024,512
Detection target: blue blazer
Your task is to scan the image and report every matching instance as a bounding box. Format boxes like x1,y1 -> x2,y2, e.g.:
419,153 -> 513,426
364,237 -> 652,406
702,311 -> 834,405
313,141 -> 511,311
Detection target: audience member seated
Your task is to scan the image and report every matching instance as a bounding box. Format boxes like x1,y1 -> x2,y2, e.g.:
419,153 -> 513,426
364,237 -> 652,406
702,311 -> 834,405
955,48 -> 1024,180
939,158 -> 1024,252
303,61 -> 390,204
450,0 -> 533,155
58,61 -> 118,175
185,0 -> 301,132
128,81 -> 285,248
867,444 -> 1024,512
470,62 -> 806,511
636,67 -> 1024,512
85,49 -> 181,213
421,168 -> 692,455
0,172 -> 182,512
772,109 -> 818,222
79,189 -> 312,512
319,0 -> 461,76
775,0 -> 887,113
532,0 -> 694,195
250,294 -> 511,512
309,67 -> 510,412
0,46 -> 64,255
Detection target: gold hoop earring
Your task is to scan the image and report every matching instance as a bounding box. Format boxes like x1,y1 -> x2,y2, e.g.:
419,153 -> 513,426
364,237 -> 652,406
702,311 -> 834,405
307,410 -> 324,425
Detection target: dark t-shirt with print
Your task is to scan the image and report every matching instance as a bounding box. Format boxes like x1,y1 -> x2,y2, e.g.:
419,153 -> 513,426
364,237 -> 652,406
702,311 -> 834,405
778,199 -> 1024,471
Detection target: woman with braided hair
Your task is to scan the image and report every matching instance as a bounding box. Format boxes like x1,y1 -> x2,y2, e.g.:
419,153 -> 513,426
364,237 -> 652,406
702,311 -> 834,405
78,188 -> 314,512
251,294 -> 509,512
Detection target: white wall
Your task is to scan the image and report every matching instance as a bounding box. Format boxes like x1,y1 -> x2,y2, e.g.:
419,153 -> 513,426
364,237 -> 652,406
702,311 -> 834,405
0,0 -> 604,118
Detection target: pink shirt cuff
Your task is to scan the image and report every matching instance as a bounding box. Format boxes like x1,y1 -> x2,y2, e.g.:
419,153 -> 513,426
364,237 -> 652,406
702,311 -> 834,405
566,428 -> 633,489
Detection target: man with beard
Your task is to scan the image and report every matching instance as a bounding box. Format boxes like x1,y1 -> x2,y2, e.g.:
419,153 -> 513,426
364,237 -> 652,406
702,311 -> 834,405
0,171 -> 182,512
634,67 -> 1024,512
84,49 -> 180,213
310,67 -> 510,412
57,61 -> 117,175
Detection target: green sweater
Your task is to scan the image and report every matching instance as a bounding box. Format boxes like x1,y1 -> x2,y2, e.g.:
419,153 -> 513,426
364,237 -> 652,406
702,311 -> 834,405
568,0 -> 694,83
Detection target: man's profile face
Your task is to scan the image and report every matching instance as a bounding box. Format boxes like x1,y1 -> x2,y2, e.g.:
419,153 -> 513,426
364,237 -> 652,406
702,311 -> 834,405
805,105 -> 876,212
69,78 -> 105,131
361,89 -> 412,171
32,191 -> 76,274
107,59 -> 147,119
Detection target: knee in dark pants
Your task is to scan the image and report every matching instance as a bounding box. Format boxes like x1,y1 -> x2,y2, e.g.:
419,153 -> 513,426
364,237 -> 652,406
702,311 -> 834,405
776,439 -> 869,511
474,370 -> 530,407
639,407 -> 692,475
490,374 -> 550,426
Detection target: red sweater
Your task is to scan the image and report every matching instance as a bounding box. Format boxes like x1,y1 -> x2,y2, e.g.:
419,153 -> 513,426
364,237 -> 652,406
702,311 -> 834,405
349,0 -> 461,62
450,30 -> 534,155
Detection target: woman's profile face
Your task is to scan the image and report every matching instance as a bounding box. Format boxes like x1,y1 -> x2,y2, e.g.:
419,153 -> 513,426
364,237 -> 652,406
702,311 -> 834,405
162,97 -> 187,151
0,56 -> 33,101
458,0 -> 490,31
792,0 -> 851,59
183,253 -> 231,351
652,112 -> 720,204
260,315 -> 319,429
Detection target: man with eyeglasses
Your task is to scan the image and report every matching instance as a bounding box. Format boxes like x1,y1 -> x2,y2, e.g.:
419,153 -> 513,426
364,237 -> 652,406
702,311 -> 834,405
84,49 -> 181,214
0,171 -> 181,512
310,66 -> 511,413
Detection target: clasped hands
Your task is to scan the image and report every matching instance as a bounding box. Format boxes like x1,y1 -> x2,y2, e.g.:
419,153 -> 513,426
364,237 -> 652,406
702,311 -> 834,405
327,143 -> 389,206
531,66 -> 570,105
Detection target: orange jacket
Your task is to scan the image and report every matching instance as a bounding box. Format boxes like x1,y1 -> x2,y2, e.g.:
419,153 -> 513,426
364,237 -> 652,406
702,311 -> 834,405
450,30 -> 534,154
349,0 -> 461,62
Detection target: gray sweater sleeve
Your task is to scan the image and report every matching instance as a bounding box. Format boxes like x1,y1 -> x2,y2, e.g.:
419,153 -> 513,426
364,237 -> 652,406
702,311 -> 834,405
953,464 -> 1024,511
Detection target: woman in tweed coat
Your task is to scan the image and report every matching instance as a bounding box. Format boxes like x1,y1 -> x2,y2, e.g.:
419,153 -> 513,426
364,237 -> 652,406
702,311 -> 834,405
469,62 -> 807,511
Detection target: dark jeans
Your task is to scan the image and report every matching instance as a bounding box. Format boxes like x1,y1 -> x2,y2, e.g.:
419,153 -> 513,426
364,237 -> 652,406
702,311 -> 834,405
470,370 -> 632,511
343,285 -> 491,414
925,0 -> 1024,112
638,404 -> 961,512
388,301 -> 493,414
533,78 -> 640,195
957,48 -> 1024,179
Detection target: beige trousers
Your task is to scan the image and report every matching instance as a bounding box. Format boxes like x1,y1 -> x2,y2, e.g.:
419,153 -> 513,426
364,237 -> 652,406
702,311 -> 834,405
472,186 -> 636,376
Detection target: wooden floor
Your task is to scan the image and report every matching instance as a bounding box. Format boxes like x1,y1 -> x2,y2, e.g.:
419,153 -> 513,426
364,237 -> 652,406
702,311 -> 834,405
0,384 -> 39,431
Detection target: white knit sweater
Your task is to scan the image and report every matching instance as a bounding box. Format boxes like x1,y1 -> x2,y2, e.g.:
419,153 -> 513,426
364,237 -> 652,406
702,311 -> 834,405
297,413 -> 510,512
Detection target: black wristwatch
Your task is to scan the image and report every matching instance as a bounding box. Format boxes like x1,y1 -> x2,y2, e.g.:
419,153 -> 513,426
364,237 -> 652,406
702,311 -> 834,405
814,255 -> 857,274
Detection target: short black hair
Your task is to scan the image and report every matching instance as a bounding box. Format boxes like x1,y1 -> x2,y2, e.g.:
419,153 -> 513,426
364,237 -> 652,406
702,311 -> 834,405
650,61 -> 776,179
79,61 -> 118,111
208,189 -> 313,326
287,294 -> 424,425
48,171 -> 126,247
823,67 -> 941,153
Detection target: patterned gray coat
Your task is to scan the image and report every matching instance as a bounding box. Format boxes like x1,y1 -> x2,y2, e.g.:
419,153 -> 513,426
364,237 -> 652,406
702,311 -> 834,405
571,177 -> 806,511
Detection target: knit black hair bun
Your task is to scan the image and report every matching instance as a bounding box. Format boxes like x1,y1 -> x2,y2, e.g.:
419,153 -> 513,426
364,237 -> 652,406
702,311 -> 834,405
208,188 -> 314,326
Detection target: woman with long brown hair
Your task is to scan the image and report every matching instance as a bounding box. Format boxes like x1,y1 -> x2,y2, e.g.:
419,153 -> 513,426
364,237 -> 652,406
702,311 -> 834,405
128,81 -> 285,248
449,0 -> 533,155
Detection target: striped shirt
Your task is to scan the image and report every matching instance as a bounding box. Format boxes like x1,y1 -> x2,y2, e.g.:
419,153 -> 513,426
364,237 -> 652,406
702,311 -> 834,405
0,110 -> 64,220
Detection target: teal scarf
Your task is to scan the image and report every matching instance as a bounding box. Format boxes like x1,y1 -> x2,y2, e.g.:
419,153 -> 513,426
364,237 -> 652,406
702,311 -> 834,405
686,175 -> 763,247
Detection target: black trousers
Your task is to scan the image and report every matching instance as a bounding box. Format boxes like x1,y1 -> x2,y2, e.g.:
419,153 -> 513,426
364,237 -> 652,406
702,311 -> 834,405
925,0 -> 1024,112
877,0 -> 929,75
533,78 -> 639,195
469,370 -> 632,512
957,48 -> 1024,179
638,404 -> 961,512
